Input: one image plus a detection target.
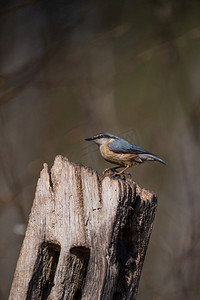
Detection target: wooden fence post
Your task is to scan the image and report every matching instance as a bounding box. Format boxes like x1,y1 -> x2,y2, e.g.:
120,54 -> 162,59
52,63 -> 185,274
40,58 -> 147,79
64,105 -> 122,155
9,155 -> 157,300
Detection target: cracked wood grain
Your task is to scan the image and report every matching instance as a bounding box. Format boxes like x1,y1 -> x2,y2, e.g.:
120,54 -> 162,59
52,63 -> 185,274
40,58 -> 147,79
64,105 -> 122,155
9,155 -> 157,300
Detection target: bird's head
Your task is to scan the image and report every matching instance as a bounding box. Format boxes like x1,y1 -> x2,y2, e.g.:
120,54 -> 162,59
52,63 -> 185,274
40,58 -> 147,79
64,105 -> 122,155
85,133 -> 117,146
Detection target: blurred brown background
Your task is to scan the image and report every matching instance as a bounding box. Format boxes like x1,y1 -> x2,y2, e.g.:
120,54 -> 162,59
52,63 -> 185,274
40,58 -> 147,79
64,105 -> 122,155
0,1 -> 200,299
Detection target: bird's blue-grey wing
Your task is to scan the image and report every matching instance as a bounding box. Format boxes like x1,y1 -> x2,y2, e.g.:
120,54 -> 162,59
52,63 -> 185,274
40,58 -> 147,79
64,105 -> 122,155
108,139 -> 149,154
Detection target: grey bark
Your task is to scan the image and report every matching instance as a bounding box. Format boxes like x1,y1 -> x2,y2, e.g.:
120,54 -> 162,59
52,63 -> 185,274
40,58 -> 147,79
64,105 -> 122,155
9,155 -> 157,300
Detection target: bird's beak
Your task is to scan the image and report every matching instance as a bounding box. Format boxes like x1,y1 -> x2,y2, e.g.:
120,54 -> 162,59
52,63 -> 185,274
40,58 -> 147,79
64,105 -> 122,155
85,137 -> 95,141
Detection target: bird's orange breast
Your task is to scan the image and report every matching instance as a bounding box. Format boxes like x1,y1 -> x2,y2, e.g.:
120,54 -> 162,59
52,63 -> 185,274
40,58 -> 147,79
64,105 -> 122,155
100,140 -> 138,166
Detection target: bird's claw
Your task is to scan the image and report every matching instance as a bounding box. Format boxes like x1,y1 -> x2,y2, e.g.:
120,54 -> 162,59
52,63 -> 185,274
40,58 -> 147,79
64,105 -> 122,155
103,169 -> 132,178
103,168 -> 117,176
115,172 -> 131,179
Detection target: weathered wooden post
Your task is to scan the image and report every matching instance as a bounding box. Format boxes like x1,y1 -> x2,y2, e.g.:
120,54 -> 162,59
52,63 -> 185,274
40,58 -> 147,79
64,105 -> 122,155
9,155 -> 157,300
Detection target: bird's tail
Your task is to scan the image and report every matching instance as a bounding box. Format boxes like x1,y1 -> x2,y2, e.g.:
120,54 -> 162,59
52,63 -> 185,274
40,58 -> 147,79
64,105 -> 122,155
139,154 -> 167,165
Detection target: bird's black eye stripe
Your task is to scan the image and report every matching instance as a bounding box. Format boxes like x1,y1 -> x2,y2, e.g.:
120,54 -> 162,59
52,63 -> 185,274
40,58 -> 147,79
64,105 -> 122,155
96,134 -> 104,139
103,134 -> 111,138
94,134 -> 110,139
100,134 -> 109,139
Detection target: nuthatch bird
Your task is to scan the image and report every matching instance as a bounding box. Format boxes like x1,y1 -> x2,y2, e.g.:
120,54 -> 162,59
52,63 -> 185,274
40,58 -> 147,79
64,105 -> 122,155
85,132 -> 167,175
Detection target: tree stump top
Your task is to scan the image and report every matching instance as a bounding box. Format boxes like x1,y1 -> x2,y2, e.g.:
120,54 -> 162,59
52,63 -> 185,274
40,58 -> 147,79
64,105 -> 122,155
9,155 -> 157,300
